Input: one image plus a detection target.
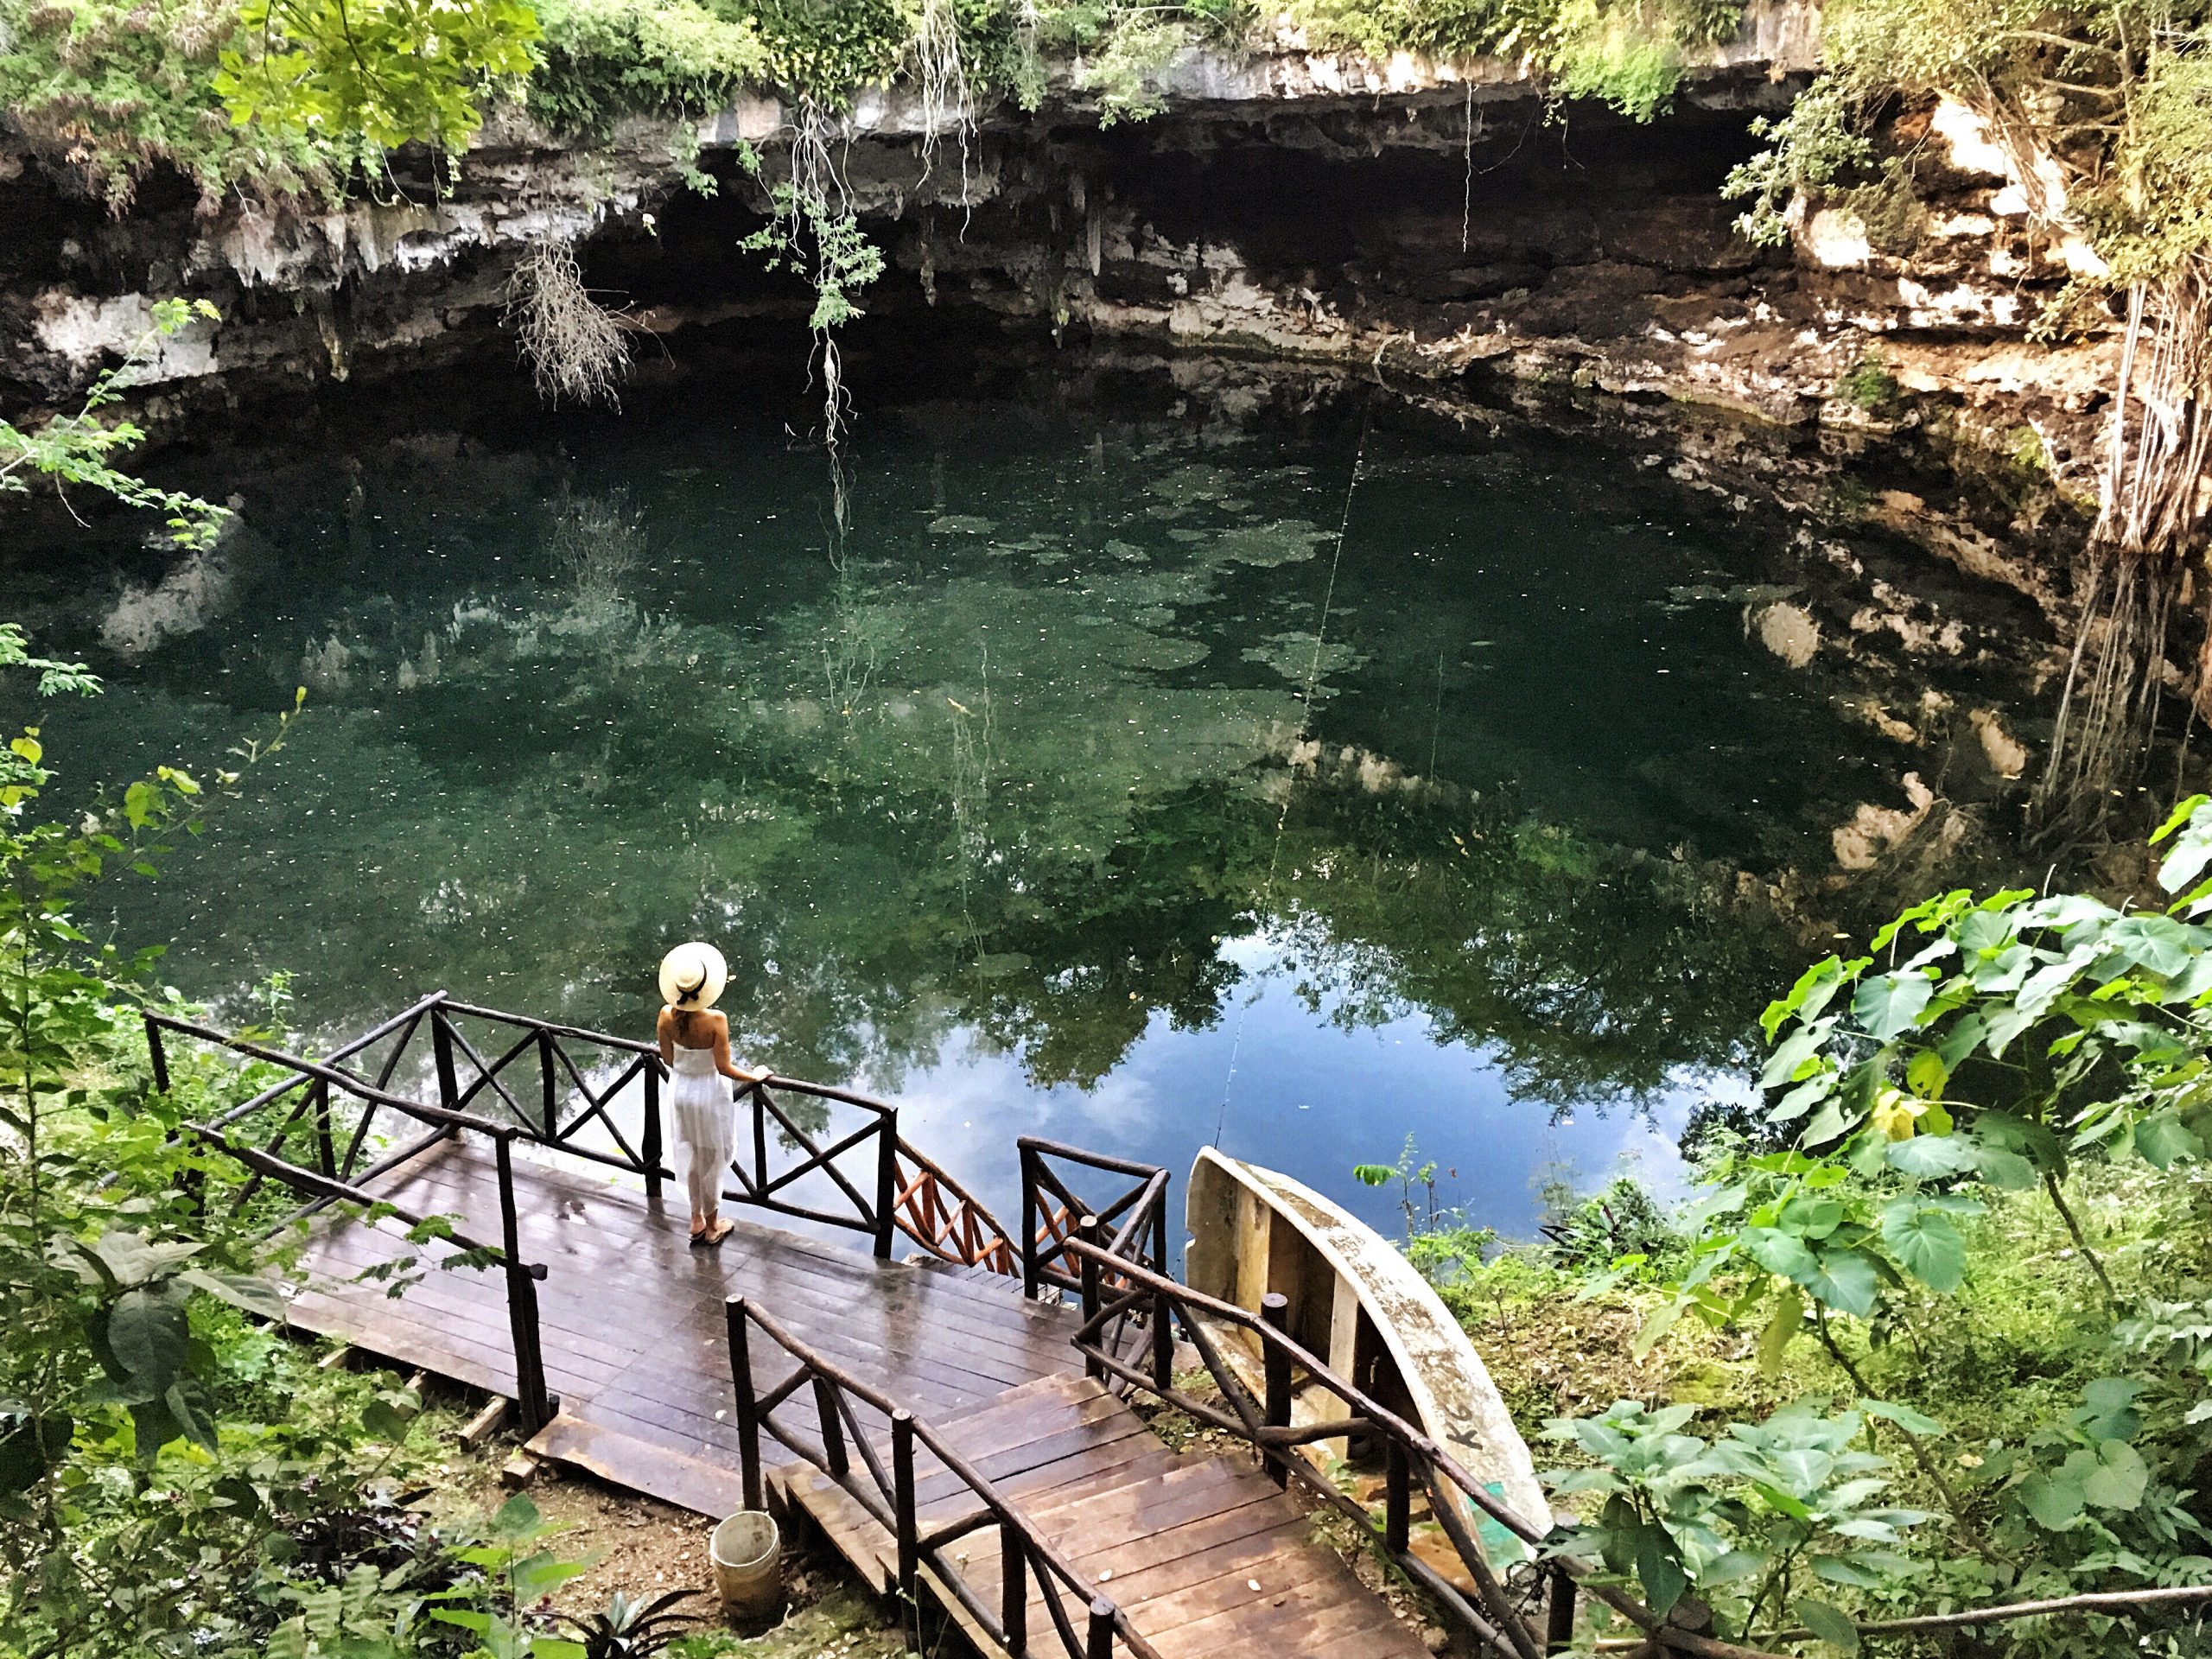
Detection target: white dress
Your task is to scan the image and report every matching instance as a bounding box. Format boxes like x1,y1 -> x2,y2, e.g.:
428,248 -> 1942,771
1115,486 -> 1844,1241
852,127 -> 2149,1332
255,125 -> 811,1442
669,1043 -> 734,1195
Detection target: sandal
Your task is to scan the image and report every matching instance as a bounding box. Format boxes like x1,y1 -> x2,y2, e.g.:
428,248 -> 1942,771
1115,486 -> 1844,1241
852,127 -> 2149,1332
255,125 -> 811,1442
702,1218 -> 735,1247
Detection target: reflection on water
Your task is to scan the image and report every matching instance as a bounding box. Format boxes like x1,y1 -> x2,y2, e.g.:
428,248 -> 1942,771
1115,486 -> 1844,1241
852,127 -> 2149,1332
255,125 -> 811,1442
5,373 -> 1928,1238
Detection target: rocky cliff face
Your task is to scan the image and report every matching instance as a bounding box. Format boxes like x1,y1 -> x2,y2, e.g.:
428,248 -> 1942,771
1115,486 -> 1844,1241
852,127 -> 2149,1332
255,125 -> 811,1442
0,2 -> 2107,659
2,0 -> 2085,445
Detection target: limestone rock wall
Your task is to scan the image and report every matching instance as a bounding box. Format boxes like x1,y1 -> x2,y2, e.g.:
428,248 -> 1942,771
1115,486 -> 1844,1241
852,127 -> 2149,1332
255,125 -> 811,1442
0,0 -> 2115,524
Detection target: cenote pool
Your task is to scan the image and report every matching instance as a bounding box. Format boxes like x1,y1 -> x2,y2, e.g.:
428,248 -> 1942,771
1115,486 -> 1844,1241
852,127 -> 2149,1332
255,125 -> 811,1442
4,357 -> 1965,1243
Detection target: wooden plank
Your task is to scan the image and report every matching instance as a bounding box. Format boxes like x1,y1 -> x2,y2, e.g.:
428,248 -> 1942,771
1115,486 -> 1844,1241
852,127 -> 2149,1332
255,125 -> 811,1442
525,1413 -> 749,1519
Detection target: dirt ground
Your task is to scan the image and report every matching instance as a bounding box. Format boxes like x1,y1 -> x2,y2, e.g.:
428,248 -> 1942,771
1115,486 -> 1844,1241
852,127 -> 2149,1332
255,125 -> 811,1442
432,1427 -> 910,1658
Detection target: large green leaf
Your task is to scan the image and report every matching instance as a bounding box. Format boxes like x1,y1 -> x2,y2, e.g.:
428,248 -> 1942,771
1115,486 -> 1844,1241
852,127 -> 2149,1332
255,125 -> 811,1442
2104,914 -> 2202,977
1631,1522 -> 1688,1616
1852,971 -> 1933,1040
1740,1228 -> 1821,1283
1802,1248 -> 1880,1318
105,1287 -> 190,1392
2080,1440 -> 2149,1512
1793,1597 -> 1861,1654
1878,1200 -> 1967,1293
1885,1135 -> 1980,1179
2136,1112 -> 2204,1169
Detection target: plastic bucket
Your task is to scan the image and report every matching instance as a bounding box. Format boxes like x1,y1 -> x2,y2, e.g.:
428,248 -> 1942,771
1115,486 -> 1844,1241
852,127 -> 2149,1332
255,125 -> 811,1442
709,1510 -> 782,1615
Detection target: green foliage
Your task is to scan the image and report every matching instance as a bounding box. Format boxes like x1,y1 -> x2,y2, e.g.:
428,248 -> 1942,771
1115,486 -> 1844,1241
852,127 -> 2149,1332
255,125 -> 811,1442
0,300 -> 231,551
1285,0 -> 1743,120
213,0 -> 539,156
1544,1397 -> 1932,1631
0,0 -> 376,207
1544,1172 -> 1683,1274
1834,355 -> 1902,412
1532,804 -> 2212,1655
720,0 -> 906,103
1775,0 -> 2212,286
1721,79 -> 1875,248
1073,7 -> 1187,125
554,1589 -> 702,1658
526,0 -> 767,134
736,140 -> 887,333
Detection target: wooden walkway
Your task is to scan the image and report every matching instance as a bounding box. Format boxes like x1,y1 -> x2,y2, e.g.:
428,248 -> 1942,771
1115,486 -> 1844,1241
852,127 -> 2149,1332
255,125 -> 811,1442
287,1136 -> 1096,1516
782,1374 -> 1431,1658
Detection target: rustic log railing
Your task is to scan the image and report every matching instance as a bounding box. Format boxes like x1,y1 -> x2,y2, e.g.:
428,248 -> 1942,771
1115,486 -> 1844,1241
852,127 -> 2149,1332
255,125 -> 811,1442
1061,1236 -> 1568,1659
891,1138 -> 1019,1274
727,1297 -> 1163,1659
1016,1137 -> 1170,1302
141,1005 -> 558,1432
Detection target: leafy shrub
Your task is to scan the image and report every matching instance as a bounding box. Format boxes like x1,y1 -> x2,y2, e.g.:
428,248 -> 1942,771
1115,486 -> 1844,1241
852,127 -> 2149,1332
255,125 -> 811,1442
1834,355 -> 1901,412
527,0 -> 767,133
1535,801 -> 2212,1656
0,0 -> 371,207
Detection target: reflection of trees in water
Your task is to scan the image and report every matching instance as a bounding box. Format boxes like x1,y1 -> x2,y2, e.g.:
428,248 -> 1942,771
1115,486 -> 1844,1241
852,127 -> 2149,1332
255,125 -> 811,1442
80,584 -> 1801,1115
57,415 -> 1858,1121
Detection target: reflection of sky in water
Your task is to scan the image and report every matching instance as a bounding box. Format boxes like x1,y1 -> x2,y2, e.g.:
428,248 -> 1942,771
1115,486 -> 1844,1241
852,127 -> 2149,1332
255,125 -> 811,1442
879,935 -> 1734,1245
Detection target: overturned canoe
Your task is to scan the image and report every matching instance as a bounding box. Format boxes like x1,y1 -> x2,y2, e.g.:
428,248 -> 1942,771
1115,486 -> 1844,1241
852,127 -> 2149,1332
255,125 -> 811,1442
1185,1147 -> 1550,1567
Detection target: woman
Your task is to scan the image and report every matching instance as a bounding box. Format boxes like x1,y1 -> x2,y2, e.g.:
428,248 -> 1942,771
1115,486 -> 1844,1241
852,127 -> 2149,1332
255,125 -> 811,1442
656,941 -> 765,1246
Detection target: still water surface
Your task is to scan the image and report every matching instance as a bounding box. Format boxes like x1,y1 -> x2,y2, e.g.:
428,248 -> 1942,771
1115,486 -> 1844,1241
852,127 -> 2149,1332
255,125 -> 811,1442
8,369 -> 1918,1242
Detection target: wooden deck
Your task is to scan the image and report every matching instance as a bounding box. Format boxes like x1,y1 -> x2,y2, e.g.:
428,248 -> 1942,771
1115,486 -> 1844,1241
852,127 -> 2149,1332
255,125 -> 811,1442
286,1135 -> 1096,1515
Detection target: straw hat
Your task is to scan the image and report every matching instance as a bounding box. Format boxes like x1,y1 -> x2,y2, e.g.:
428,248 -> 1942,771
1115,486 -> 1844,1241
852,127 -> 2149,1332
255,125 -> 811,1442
658,941 -> 728,1010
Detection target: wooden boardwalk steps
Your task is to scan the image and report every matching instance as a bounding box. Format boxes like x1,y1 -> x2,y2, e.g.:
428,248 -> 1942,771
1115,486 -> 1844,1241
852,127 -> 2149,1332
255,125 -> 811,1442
156,1001 -> 1568,1659
773,1374 -> 1432,1659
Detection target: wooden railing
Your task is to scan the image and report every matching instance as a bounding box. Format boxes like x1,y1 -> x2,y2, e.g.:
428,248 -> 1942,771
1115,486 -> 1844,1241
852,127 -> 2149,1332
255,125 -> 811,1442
1016,1137 -> 1170,1301
891,1139 -> 1019,1274
727,1298 -> 1163,1659
1061,1238 -> 1573,1659
143,1003 -> 558,1432
429,1000 -> 667,1197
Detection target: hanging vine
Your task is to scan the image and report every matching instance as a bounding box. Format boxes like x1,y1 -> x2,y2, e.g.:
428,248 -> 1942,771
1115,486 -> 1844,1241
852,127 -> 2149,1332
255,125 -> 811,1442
739,99 -> 885,448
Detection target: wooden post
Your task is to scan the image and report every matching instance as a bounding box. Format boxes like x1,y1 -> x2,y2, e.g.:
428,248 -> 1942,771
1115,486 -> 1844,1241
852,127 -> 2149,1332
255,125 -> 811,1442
431,1010 -> 461,1131
143,1016 -> 170,1093
1151,1286 -> 1175,1391
537,1028 -> 557,1140
1262,1291 -> 1291,1490
642,1061 -> 664,1202
1077,1216 -> 1104,1382
814,1375 -> 849,1478
1086,1596 -> 1116,1659
750,1082 -> 768,1198
311,1077 -> 336,1179
1001,1525 -> 1027,1652
893,1410 -> 918,1601
873,1116 -> 896,1261
1545,1567 -> 1579,1655
726,1298 -> 764,1513
494,1135 -> 551,1433
1020,1146 -> 1040,1300
1384,1439 -> 1410,1554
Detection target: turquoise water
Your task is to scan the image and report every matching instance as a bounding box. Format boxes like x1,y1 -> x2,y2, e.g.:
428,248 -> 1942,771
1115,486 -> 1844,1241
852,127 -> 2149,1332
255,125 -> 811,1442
5,364 -> 1913,1242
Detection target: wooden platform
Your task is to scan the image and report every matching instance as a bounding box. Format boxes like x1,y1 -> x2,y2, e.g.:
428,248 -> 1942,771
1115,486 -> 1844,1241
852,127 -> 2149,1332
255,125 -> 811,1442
285,1135 -> 1094,1514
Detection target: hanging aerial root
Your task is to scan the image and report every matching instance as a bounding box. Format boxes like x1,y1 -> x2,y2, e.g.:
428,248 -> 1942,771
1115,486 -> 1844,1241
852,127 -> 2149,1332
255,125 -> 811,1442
507,238 -> 631,408
2034,256 -> 2212,832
